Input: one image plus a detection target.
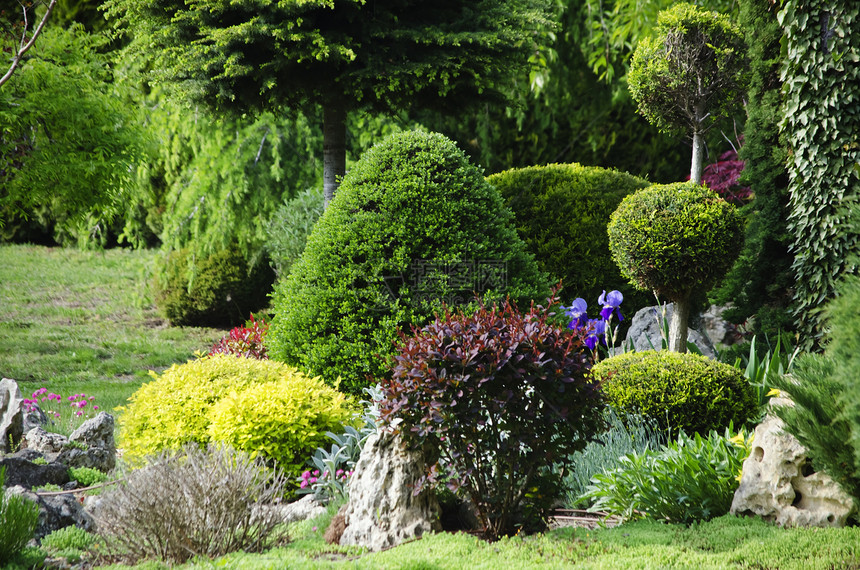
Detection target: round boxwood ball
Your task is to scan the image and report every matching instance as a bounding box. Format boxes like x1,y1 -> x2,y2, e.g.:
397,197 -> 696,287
607,181 -> 742,300
591,350 -> 758,436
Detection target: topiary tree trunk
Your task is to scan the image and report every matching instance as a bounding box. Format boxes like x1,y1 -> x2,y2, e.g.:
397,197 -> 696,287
668,292 -> 691,353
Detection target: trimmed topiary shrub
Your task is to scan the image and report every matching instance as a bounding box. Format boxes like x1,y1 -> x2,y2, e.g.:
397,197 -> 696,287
591,350 -> 757,437
118,354 -> 354,469
153,247 -> 275,328
208,378 -> 353,476
379,294 -> 605,538
268,130 -> 549,393
488,163 -> 652,319
607,182 -> 742,351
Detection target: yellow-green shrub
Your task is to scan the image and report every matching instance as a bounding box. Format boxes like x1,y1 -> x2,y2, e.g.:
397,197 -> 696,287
208,380 -> 352,476
592,350 -> 757,437
119,355 -> 354,464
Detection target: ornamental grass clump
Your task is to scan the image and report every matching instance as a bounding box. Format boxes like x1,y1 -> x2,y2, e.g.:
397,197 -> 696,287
379,294 -> 605,539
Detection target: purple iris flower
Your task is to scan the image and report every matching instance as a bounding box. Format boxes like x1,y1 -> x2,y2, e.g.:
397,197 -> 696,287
583,318 -> 606,350
563,297 -> 589,329
598,290 -> 624,322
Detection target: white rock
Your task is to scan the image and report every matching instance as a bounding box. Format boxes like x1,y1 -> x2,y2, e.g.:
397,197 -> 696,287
339,429 -> 440,551
730,414 -> 855,527
0,378 -> 25,453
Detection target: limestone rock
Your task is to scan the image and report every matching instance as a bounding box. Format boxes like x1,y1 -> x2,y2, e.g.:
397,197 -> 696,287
254,494 -> 327,526
696,304 -> 740,346
622,304 -> 716,358
730,414 -> 855,527
64,412 -> 117,472
26,426 -> 69,454
339,429 -> 441,551
0,378 -> 25,453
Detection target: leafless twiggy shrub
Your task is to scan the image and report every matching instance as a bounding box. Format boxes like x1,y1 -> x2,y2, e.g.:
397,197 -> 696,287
94,444 -> 289,565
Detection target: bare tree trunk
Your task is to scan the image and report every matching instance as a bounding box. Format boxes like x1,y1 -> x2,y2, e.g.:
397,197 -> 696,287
690,129 -> 704,185
323,105 -> 347,209
668,294 -> 691,353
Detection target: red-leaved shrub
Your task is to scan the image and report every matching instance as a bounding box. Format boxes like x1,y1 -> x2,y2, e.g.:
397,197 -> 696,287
379,295 -> 605,538
209,315 -> 268,359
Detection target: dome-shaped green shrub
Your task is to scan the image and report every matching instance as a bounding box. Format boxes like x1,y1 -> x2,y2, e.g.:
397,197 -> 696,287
591,350 -> 757,436
607,182 -> 742,351
153,247 -> 274,327
488,163 -> 651,316
119,355 -> 354,466
608,182 -> 742,299
267,130 -> 548,393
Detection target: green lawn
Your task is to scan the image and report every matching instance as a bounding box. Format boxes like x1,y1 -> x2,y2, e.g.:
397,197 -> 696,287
100,510 -> 860,570
0,244 -> 224,435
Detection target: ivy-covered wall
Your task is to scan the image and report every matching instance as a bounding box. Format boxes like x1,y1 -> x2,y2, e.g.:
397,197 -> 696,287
714,0 -> 794,336
780,0 -> 860,344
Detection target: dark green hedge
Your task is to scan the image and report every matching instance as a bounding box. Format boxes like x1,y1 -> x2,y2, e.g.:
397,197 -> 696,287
488,163 -> 651,314
267,130 -> 549,394
153,247 -> 274,328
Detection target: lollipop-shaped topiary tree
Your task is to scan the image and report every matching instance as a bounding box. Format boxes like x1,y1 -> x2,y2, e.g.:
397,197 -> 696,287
627,3 -> 748,184
607,182 -> 742,352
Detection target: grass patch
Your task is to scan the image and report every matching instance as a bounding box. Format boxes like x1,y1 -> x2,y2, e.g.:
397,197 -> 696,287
94,514 -> 860,569
0,245 -> 224,435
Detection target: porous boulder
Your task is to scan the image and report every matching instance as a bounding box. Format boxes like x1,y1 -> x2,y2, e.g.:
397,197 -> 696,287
731,412 -> 856,527
339,429 -> 441,551
622,304 -> 716,358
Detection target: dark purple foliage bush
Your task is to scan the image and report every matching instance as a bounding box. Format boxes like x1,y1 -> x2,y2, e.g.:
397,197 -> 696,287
379,295 -> 606,538
701,148 -> 750,206
209,315 -> 269,359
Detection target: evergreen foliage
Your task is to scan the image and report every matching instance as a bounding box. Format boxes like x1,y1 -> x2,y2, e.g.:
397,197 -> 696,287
124,96 -> 321,259
416,0 -> 691,184
153,247 -> 274,328
714,0 -> 795,336
488,163 -> 652,316
608,182 -> 742,351
265,186 -> 325,277
627,3 -> 748,183
779,0 -> 860,344
103,0 -> 555,202
592,350 -> 758,437
267,130 -> 548,393
770,274 -> 860,505
0,25 -> 145,246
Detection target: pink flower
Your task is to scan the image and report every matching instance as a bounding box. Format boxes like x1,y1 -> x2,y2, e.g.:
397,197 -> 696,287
93,406 -> 99,411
